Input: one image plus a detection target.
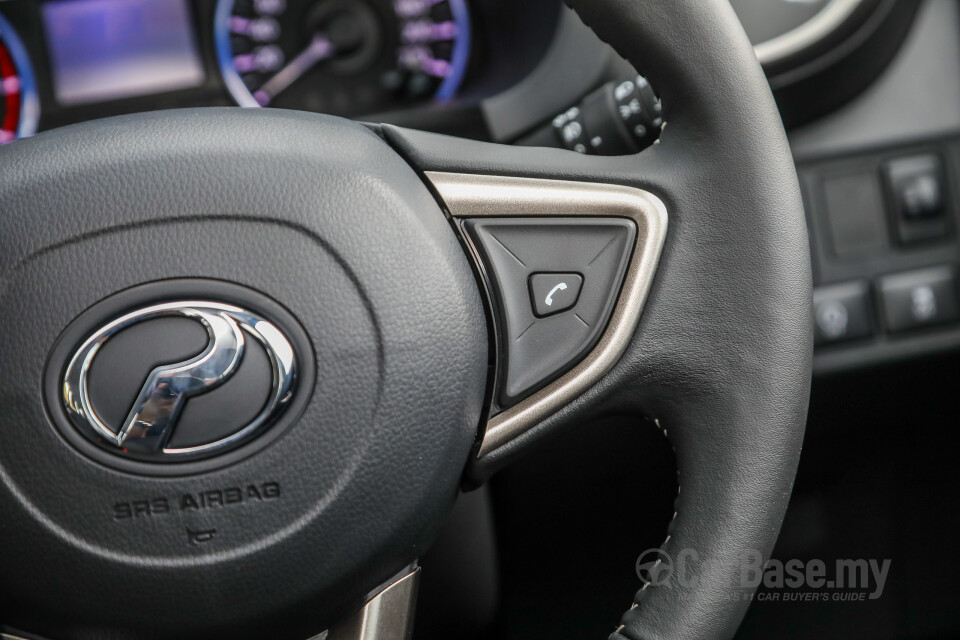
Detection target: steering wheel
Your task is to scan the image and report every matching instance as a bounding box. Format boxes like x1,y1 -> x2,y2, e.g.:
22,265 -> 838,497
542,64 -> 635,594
0,0 -> 812,639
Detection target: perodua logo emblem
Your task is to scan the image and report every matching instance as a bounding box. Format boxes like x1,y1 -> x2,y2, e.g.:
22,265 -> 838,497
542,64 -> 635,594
61,301 -> 297,461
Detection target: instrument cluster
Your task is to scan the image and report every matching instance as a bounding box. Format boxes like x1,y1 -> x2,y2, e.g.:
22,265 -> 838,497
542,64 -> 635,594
0,0 -> 558,143
218,0 -> 471,116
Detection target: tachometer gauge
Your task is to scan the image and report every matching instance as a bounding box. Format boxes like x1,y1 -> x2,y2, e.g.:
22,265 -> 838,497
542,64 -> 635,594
0,12 -> 39,144
215,0 -> 471,117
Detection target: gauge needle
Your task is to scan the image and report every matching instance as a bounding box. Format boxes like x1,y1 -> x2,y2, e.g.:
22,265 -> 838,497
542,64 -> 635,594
253,34 -> 335,107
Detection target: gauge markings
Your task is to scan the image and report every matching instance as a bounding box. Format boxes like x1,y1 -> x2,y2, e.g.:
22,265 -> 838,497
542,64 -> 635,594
215,0 -> 471,116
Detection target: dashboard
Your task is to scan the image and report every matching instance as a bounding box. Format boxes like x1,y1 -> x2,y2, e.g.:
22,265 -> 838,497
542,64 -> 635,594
0,0 -> 924,150
0,0 -> 559,142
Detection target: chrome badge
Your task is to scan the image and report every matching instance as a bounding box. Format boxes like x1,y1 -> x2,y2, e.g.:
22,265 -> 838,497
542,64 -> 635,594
61,301 -> 297,461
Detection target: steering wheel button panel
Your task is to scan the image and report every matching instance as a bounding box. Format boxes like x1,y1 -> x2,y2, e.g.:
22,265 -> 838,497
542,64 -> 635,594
529,272 -> 583,317
464,218 -> 635,405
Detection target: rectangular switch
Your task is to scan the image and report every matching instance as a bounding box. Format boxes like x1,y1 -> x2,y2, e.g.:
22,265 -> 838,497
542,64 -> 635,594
883,154 -> 952,244
878,266 -> 959,333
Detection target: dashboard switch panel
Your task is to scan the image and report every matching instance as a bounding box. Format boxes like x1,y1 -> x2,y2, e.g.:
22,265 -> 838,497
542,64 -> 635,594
464,218 -> 635,405
813,281 -> 874,346
878,266 -> 959,333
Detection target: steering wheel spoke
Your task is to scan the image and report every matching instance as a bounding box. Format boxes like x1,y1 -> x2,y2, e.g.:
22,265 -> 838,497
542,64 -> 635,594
326,568 -> 420,640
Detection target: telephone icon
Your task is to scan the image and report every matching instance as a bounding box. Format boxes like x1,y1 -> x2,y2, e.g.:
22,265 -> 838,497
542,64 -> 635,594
544,282 -> 568,306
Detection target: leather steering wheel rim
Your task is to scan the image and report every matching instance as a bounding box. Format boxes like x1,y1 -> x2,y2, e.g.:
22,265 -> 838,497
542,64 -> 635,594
384,0 -> 813,637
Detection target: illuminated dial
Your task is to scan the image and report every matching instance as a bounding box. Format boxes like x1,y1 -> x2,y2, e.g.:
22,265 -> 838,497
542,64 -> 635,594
0,13 -> 39,144
215,0 -> 471,117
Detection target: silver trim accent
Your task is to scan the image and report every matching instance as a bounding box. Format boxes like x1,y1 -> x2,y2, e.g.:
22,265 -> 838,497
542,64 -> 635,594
753,0 -> 865,66
426,172 -> 668,458
62,301 -> 297,460
326,568 -> 421,640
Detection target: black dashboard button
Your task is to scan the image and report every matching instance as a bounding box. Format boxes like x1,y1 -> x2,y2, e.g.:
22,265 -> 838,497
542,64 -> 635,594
883,154 -> 952,244
821,172 -> 887,257
464,218 -> 635,405
878,266 -> 959,333
813,281 -> 874,346
529,272 -> 583,317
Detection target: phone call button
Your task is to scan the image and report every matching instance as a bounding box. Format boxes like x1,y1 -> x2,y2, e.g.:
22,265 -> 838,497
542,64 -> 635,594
530,272 -> 583,317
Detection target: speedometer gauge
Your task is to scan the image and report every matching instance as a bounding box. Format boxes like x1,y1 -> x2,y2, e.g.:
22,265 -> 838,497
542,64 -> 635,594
0,12 -> 39,144
215,0 -> 471,118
